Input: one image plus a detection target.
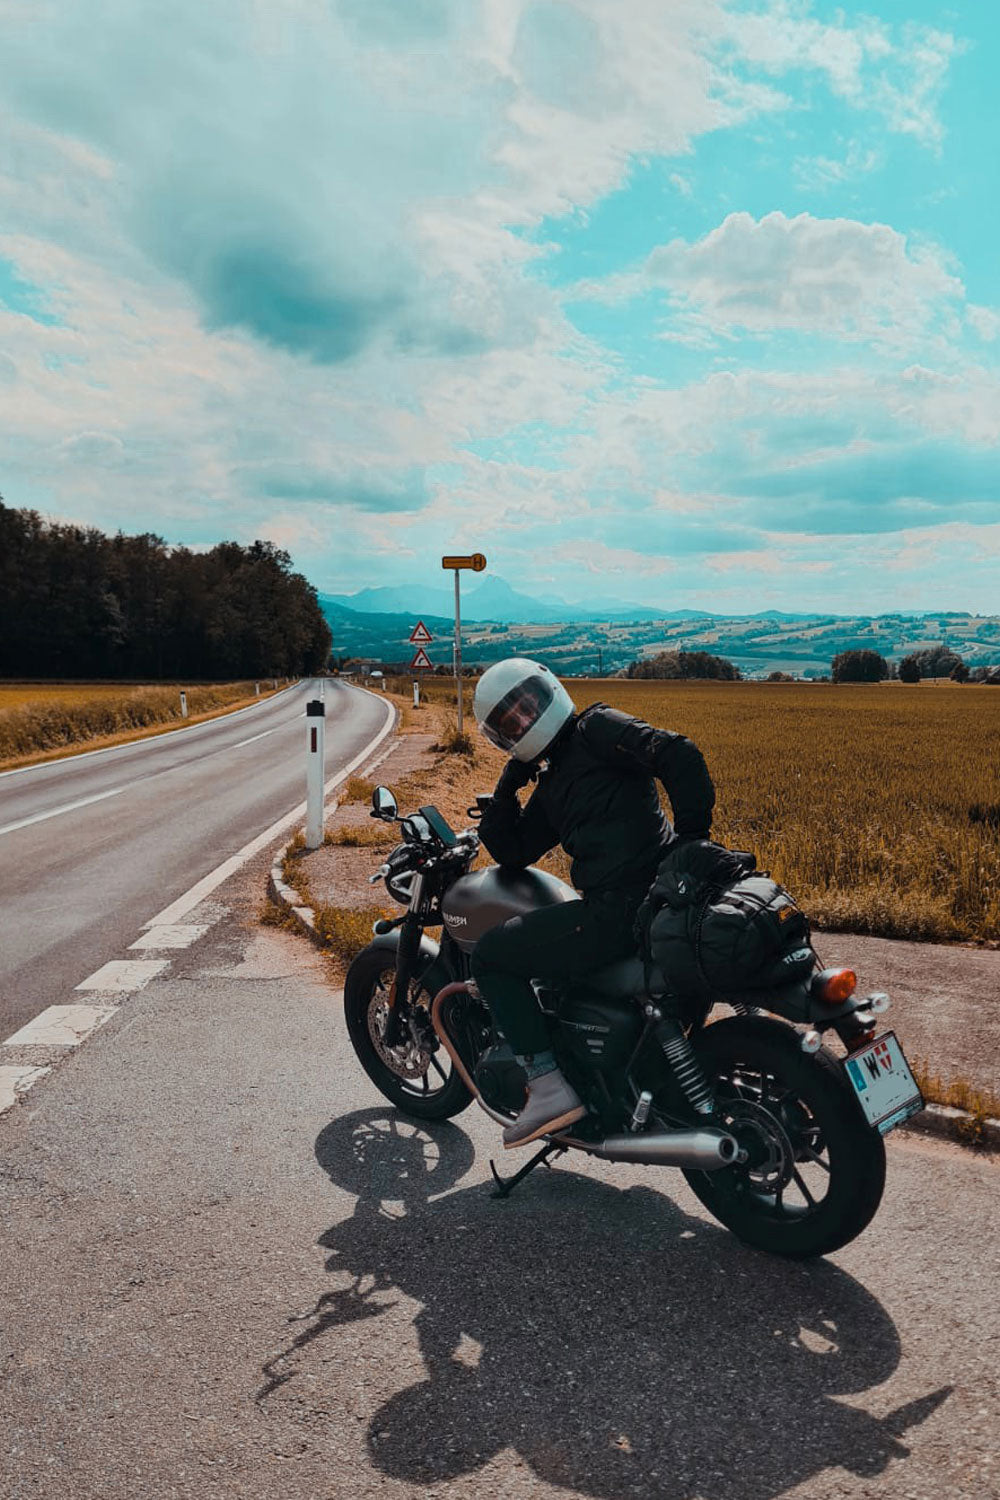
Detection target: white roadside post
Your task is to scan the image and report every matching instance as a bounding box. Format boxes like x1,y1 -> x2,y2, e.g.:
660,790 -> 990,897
413,681 -> 420,708
305,698 -> 326,850
441,553 -> 486,738
179,690 -> 188,719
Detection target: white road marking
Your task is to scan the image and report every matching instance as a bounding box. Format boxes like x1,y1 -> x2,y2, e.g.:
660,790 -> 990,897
0,786 -> 124,838
128,924 -> 209,950
3,1005 -> 117,1048
0,1065 -> 51,1114
74,959 -> 171,993
143,691 -> 396,929
232,727 -> 281,749
0,682 -> 299,781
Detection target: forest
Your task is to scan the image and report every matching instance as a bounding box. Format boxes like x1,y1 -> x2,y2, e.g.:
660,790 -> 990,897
0,500 -> 332,679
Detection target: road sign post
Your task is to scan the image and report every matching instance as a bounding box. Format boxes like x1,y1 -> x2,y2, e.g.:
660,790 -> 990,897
305,698 -> 326,850
441,553 -> 485,738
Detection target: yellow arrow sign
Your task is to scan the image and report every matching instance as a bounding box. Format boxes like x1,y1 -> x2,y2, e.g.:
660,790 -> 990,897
442,553 -> 486,571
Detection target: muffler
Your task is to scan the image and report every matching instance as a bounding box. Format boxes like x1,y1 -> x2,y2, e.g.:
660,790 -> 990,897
564,1127 -> 740,1171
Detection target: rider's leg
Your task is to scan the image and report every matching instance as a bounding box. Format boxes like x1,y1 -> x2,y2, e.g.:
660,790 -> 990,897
470,890 -> 643,1147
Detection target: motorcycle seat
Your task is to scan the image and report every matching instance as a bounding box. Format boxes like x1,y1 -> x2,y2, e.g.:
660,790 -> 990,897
586,954 -> 668,999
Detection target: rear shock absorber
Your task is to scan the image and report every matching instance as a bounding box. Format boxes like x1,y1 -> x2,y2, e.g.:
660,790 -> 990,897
657,1019 -> 715,1116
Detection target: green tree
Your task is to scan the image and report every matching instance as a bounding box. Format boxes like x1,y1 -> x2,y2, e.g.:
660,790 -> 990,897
831,649 -> 888,683
898,654 -> 921,683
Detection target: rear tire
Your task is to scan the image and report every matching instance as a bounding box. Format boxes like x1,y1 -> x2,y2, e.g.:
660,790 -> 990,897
344,945 -> 472,1121
681,1017 -> 886,1259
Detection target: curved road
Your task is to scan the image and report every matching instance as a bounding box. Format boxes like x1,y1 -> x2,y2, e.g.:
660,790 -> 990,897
0,679 -> 391,1038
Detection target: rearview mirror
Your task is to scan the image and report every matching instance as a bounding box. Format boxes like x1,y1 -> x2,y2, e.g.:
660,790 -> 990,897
371,785 -> 398,821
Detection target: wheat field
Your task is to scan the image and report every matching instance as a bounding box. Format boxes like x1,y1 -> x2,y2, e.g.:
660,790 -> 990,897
388,676 -> 1000,944
0,681 -> 280,766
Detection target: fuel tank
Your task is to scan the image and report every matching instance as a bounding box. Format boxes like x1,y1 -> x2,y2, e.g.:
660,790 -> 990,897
441,866 -> 579,953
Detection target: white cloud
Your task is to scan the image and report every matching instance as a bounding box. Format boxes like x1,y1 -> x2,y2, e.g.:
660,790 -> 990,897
725,4 -> 961,150
0,0 -> 980,608
643,211 -> 964,346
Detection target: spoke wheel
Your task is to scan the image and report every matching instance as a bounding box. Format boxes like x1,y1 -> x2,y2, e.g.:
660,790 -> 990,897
344,945 -> 472,1120
681,1017 -> 886,1259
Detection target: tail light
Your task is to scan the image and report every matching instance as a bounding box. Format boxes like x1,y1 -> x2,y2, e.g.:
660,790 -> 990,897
812,967 -> 857,1004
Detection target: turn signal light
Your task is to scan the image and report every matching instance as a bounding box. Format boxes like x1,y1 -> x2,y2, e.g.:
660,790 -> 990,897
813,968 -> 857,1004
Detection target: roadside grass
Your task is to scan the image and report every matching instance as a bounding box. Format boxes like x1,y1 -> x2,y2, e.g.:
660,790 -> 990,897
0,680 -> 284,769
325,824 -> 396,848
912,1058 -> 1000,1144
339,775 -> 377,805
313,904 -> 388,958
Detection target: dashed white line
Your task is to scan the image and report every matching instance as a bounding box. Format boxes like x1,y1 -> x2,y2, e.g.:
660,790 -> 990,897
0,786 -> 124,838
4,1005 -> 117,1048
74,959 -> 171,993
129,924 -> 209,950
232,727 -> 281,749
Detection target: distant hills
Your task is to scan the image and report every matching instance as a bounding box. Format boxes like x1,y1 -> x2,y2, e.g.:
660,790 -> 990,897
319,578 -> 1000,678
321,574 -> 693,625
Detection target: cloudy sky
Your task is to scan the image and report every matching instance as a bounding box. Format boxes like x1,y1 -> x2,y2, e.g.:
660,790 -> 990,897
2,0 -> 998,613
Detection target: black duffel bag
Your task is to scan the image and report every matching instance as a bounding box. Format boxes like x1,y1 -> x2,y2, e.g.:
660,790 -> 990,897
635,840 -> 814,999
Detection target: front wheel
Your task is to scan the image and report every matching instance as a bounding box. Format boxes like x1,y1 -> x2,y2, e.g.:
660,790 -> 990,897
681,1017 -> 886,1259
344,945 -> 473,1120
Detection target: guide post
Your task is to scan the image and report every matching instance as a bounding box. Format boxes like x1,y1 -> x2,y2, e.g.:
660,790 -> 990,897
441,553 -> 486,738
305,698 -> 326,850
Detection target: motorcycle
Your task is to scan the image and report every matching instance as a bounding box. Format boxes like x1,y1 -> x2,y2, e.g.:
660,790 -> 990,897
343,785 -> 924,1259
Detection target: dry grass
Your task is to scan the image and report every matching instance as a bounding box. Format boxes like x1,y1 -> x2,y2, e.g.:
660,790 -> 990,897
313,904 -> 388,960
325,824 -> 396,849
340,775 -> 377,805
0,680 -> 283,767
911,1057 -> 1000,1144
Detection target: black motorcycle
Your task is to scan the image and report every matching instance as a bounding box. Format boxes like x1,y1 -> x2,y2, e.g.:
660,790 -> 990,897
343,785 -> 923,1259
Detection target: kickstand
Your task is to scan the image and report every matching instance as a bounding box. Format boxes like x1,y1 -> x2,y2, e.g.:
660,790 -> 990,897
489,1142 -> 566,1200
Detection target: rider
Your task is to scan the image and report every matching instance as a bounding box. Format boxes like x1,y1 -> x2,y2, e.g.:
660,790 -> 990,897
471,658 -> 716,1149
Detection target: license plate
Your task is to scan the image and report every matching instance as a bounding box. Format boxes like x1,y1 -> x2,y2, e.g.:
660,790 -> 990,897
844,1031 -> 924,1135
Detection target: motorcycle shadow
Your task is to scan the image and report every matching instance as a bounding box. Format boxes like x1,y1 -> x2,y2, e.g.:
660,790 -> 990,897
280,1108 -> 950,1500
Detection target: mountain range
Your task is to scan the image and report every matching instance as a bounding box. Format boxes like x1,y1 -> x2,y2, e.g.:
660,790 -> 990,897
318,579 -> 1000,678
320,574 -> 707,625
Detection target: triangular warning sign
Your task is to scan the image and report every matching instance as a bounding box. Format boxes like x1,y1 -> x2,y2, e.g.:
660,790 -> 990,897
409,620 -> 433,644
410,646 -> 433,670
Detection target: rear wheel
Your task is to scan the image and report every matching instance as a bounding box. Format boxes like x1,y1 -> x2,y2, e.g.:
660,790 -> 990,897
344,945 -> 472,1120
680,1017 -> 886,1259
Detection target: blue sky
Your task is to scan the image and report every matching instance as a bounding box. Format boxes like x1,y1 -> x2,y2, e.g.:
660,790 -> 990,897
1,0 -> 998,613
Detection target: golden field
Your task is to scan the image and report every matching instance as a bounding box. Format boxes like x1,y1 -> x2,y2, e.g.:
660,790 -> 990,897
388,676 -> 1000,945
0,681 -> 281,767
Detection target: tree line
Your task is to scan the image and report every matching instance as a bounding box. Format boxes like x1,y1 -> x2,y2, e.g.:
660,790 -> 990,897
0,500 -> 332,679
831,646 -> 1000,684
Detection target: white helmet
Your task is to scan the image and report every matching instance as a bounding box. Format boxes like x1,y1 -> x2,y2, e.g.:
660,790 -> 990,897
473,658 -> 575,762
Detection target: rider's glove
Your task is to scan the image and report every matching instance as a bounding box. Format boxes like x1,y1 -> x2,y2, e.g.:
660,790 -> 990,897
494,758 -> 536,800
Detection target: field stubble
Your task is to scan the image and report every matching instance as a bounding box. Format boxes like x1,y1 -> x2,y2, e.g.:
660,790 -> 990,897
391,677 -> 1000,945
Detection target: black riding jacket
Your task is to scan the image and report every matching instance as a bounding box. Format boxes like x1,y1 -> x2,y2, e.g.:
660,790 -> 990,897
478,703 -> 715,897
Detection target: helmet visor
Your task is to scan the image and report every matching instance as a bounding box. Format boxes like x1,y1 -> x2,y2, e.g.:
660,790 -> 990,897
480,674 -> 555,752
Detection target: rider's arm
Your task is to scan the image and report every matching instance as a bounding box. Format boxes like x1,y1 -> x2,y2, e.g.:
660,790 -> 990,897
582,706 -> 715,838
478,783 -> 558,868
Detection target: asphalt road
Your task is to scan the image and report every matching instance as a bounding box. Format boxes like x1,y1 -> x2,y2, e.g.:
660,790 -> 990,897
2,875 -> 996,1500
0,679 -> 391,1038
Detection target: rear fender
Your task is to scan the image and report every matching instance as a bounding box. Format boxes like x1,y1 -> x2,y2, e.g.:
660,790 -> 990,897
739,979 -> 878,1033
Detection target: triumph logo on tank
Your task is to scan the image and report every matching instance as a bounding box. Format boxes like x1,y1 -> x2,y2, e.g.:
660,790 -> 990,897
443,913 -> 468,926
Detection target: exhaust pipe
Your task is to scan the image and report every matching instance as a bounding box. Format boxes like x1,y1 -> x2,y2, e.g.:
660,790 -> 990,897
561,1127 -> 739,1171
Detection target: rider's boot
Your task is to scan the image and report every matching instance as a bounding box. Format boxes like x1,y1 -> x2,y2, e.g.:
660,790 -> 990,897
502,1068 -> 585,1149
